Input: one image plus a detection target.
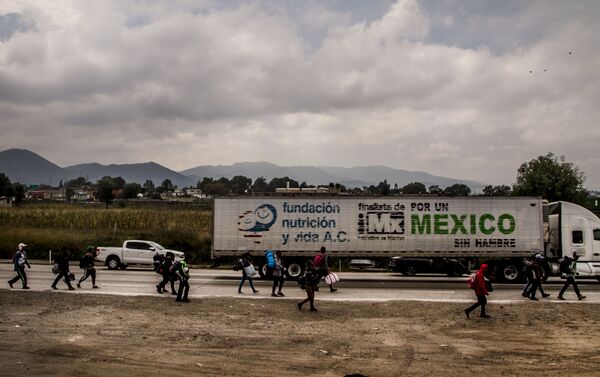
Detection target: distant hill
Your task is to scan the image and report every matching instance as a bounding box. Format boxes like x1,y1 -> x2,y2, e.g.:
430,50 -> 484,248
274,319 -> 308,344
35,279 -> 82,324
182,161 -> 486,191
64,162 -> 194,188
0,149 -> 487,190
0,149 -> 65,186
0,149 -> 194,187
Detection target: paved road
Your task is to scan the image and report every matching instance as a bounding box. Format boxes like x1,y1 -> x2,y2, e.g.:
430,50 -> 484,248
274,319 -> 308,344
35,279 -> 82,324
1,264 -> 599,303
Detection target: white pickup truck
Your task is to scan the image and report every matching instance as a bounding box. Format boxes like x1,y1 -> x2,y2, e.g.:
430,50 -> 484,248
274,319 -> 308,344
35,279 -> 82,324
97,240 -> 185,270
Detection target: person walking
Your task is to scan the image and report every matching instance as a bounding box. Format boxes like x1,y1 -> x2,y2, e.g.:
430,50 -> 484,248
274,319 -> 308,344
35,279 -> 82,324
297,260 -> 320,312
172,259 -> 190,302
156,252 -> 177,295
314,246 -> 337,292
238,252 -> 259,294
521,254 -> 534,297
558,252 -> 586,300
527,254 -> 550,300
464,264 -> 491,319
51,252 -> 75,290
8,242 -> 31,289
77,246 -> 99,289
271,251 -> 285,297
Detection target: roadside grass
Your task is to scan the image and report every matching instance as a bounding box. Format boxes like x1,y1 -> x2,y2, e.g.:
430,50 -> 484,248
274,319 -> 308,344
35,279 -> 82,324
0,205 -> 212,263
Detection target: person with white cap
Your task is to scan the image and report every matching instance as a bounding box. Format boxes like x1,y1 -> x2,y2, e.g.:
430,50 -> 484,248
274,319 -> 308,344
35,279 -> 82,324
527,253 -> 550,300
8,242 -> 31,289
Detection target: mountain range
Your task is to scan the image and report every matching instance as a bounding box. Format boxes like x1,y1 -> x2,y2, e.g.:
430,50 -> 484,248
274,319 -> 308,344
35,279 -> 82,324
0,149 -> 486,191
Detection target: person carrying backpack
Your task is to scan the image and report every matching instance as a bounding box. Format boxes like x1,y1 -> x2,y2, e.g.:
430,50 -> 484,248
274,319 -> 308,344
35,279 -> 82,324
297,260 -> 320,312
264,249 -> 275,278
314,246 -> 337,292
8,242 -> 31,289
77,246 -> 99,289
156,252 -> 177,295
172,259 -> 190,302
464,264 -> 491,319
558,252 -> 586,300
51,251 -> 75,291
271,250 -> 285,297
527,254 -> 550,300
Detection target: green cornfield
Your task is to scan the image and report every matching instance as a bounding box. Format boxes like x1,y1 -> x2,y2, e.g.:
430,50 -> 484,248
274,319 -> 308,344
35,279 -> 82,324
0,204 -> 212,263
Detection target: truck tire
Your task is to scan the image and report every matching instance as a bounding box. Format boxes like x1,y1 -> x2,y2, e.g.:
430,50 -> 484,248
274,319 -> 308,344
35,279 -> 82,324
106,256 -> 120,270
285,262 -> 304,280
258,263 -> 267,279
500,263 -> 520,282
402,265 -> 416,276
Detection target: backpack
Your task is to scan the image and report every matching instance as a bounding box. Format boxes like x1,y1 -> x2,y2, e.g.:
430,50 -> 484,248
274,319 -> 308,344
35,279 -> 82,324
466,273 -> 477,289
233,259 -> 243,271
560,258 -> 571,274
297,274 -> 306,290
265,250 -> 275,269
313,254 -> 324,268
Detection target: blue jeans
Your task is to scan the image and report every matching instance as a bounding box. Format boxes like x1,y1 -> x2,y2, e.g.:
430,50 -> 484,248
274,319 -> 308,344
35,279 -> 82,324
238,270 -> 256,292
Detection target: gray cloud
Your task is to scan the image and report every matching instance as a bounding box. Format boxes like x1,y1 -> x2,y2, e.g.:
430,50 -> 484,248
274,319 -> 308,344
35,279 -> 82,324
0,0 -> 599,189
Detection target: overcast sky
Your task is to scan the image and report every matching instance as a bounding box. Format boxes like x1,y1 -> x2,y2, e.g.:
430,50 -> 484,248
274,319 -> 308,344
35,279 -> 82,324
1,0 -> 599,189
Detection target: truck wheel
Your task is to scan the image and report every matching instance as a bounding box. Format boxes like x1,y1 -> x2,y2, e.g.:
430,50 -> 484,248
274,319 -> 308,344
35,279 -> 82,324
258,263 -> 267,279
106,256 -> 120,270
402,265 -> 416,276
285,262 -> 304,280
500,263 -> 520,282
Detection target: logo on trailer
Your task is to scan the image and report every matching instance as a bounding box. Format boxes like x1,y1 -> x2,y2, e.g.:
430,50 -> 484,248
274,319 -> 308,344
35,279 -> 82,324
238,204 -> 278,244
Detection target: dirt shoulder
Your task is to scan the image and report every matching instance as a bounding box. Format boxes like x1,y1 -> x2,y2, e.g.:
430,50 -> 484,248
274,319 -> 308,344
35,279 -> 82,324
1,290 -> 600,377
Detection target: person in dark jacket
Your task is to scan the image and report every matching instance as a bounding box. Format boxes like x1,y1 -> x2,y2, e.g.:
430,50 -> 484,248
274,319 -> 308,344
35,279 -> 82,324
558,252 -> 586,300
527,254 -> 550,300
238,252 -> 259,294
172,260 -> 190,302
464,264 -> 491,319
51,252 -> 75,290
156,252 -> 177,295
8,242 -> 31,289
297,261 -> 319,312
77,246 -> 99,289
271,251 -> 285,297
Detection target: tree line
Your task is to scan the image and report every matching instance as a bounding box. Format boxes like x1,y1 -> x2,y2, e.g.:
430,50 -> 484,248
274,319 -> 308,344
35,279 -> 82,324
0,153 -> 596,208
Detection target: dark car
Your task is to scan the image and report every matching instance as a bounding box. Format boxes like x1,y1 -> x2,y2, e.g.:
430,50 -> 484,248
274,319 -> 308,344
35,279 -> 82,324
388,257 -> 467,277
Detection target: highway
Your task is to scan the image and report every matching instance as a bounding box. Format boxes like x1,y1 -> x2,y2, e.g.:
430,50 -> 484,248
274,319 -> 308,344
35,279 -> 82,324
1,263 -> 599,303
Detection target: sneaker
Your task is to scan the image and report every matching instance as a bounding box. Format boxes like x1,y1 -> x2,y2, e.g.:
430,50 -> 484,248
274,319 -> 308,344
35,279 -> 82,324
464,309 -> 470,319
8,281 -> 13,289
51,286 -> 58,290
271,293 -> 278,297
309,308 -> 318,312
578,295 -> 586,300
542,293 -> 550,298
521,292 -> 528,297
23,286 -> 30,289
238,291 -> 243,294
557,295 -> 565,300
277,292 -> 285,297
530,297 -> 539,301
68,287 -> 75,291
480,314 -> 491,318
77,282 -> 81,288
252,290 -> 259,293
156,285 -> 162,294
92,285 -> 99,289
330,288 -> 338,292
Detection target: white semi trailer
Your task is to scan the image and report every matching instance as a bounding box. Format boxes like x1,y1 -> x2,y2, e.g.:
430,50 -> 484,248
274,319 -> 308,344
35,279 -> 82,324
212,197 -> 600,282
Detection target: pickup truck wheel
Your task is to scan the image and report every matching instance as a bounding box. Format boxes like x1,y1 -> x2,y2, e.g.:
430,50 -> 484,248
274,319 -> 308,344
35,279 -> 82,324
285,262 -> 304,280
106,256 -> 120,270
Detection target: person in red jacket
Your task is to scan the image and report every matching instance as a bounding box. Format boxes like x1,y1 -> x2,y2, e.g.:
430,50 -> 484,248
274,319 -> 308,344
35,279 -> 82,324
464,264 -> 491,319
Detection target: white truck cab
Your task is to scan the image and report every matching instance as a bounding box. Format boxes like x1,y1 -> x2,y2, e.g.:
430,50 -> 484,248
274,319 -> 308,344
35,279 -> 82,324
548,201 -> 600,280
